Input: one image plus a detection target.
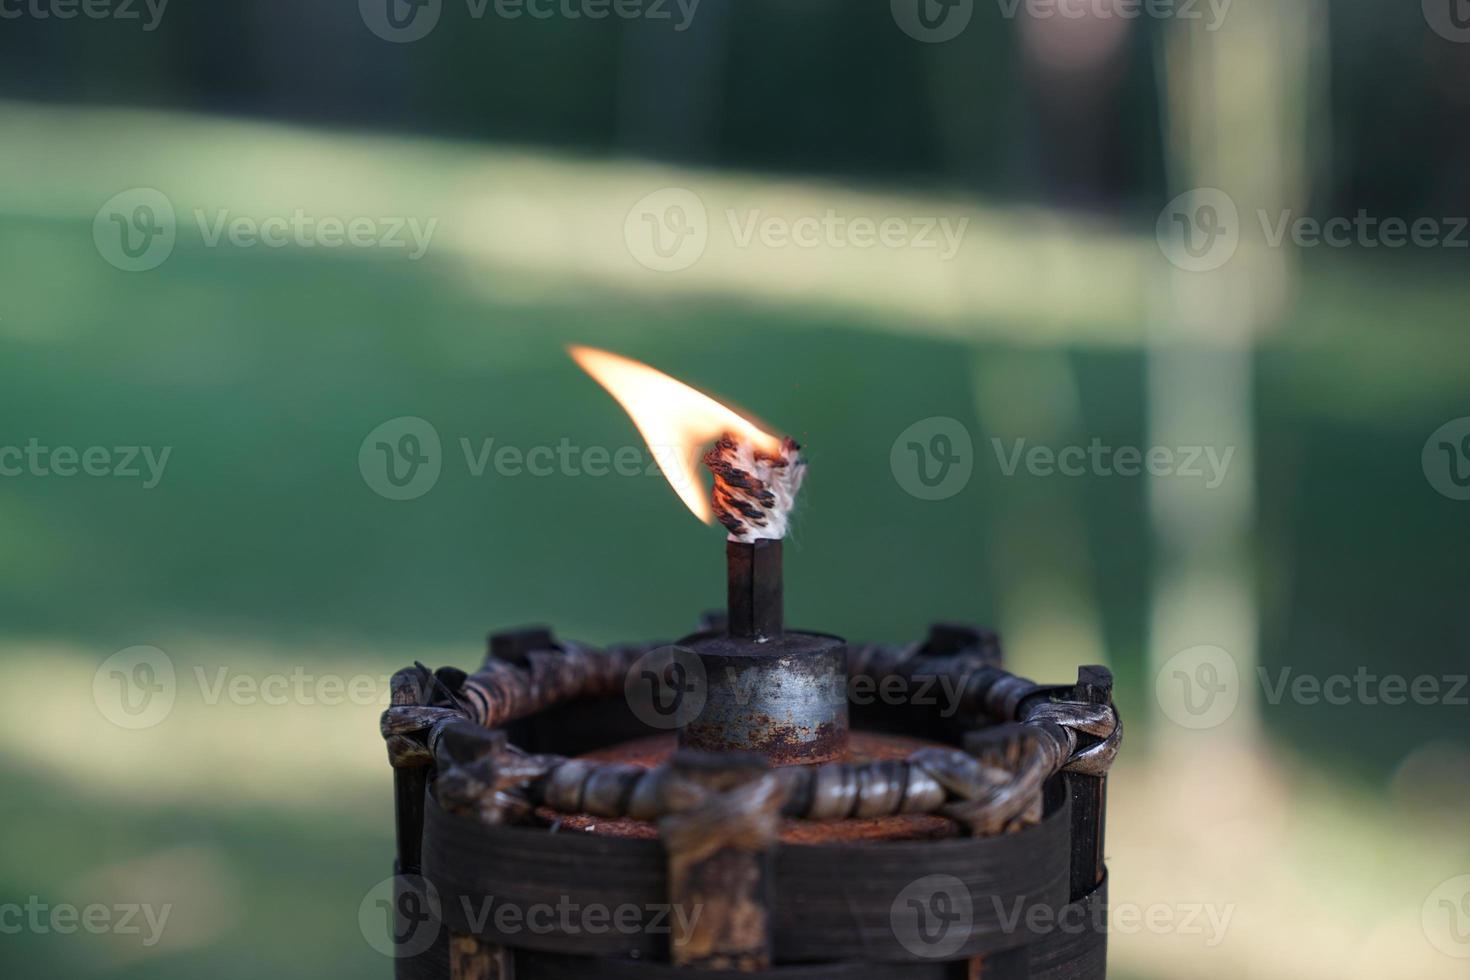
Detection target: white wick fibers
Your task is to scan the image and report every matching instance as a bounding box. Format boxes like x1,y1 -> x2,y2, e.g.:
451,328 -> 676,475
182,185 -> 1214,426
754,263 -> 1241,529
704,435 -> 806,542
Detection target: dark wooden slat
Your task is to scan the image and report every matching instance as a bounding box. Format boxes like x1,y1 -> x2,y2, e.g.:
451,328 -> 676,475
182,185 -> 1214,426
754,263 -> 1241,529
422,787 -> 1072,963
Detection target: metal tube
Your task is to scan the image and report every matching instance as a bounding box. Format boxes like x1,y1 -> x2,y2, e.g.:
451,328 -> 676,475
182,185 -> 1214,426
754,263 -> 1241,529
726,538 -> 782,640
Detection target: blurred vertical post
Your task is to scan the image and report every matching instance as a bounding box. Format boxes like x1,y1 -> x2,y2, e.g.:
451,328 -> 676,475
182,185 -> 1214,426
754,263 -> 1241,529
964,0 -> 1145,685
616,0 -> 734,163
1149,0 -> 1326,748
971,352 -> 1108,684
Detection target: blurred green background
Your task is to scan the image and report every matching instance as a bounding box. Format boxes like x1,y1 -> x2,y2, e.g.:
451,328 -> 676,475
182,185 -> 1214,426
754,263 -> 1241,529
2,2 -> 1469,978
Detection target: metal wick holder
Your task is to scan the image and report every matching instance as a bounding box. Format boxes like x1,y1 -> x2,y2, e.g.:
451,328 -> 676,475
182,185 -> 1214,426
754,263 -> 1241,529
675,539 -> 849,765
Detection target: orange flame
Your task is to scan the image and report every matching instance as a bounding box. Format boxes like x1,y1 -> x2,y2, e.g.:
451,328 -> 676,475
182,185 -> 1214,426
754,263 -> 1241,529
568,345 -> 782,523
